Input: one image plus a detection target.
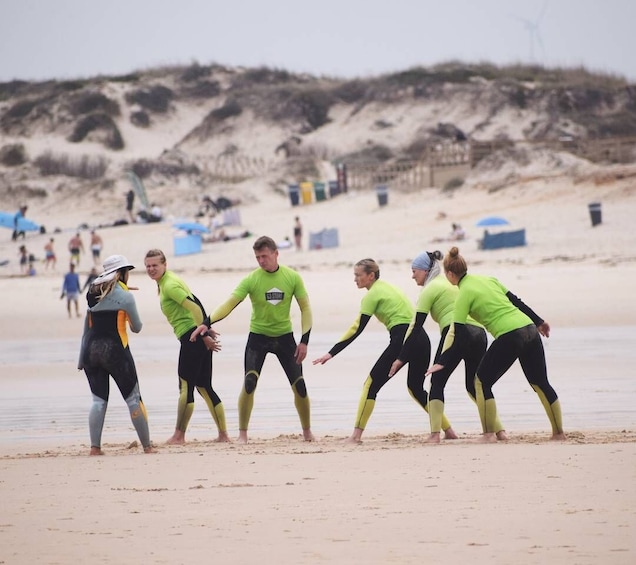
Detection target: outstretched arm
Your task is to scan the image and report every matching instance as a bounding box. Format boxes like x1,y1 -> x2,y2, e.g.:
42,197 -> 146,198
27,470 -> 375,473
312,314 -> 371,365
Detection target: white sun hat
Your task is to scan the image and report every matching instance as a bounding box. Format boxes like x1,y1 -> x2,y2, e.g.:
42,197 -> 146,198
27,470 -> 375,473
93,254 -> 135,284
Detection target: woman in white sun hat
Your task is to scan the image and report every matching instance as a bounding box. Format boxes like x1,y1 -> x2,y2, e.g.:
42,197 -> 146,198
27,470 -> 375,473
78,254 -> 156,455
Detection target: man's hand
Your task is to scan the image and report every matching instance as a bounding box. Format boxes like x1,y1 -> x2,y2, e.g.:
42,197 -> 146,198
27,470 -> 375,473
190,324 -> 220,342
294,342 -> 307,364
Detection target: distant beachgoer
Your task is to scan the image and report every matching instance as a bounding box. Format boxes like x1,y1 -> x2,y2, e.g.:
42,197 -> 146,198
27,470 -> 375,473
11,205 -> 28,241
450,223 -> 466,241
44,238 -> 56,270
389,250 -> 503,443
294,216 -> 303,251
78,254 -> 155,455
144,248 -> 229,445
126,190 -> 135,223
81,267 -> 99,292
18,245 -> 29,275
90,230 -> 103,265
61,263 -> 81,318
313,258 -> 442,443
189,235 -> 314,444
68,233 -> 84,266
427,247 -> 566,442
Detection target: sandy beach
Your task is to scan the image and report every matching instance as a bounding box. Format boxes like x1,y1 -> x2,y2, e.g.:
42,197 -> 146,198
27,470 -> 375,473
1,168 -> 635,564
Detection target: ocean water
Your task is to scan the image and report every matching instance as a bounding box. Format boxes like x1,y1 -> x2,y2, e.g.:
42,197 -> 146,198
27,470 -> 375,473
1,326 -> 634,451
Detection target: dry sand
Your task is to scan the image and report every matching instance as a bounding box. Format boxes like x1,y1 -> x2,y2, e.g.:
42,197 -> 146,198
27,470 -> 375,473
1,167 -> 635,564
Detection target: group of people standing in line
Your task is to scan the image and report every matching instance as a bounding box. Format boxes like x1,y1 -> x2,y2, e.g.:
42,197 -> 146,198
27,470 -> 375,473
78,235 -> 565,456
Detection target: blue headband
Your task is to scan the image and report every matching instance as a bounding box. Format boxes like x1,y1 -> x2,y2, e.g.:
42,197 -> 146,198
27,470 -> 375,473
412,252 -> 431,271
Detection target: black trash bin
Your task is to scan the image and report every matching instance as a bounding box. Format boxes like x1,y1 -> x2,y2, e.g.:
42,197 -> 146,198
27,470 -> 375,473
588,202 -> 602,227
376,184 -> 388,207
288,184 -> 300,207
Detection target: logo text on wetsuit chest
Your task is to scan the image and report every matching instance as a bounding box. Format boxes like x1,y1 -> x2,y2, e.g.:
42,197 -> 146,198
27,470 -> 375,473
265,288 -> 284,305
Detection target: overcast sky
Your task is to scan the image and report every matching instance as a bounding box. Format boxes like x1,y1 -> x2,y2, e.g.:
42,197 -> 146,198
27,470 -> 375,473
1,0 -> 635,83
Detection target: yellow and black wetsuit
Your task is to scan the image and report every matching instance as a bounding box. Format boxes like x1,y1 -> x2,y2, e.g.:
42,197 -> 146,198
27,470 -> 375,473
439,274 -> 564,435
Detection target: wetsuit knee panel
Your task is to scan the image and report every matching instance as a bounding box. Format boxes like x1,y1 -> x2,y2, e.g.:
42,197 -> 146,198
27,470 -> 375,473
124,384 -> 141,410
293,378 -> 307,398
244,370 -> 258,394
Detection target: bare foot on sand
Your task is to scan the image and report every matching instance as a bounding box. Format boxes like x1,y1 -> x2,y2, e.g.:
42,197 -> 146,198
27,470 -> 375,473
237,430 -> 248,444
425,432 -> 441,444
303,429 -> 316,442
551,432 -> 567,441
443,427 -> 459,440
496,430 -> 509,441
477,432 -> 497,443
166,430 -> 186,445
215,432 -> 231,443
90,446 -> 104,456
143,446 -> 158,454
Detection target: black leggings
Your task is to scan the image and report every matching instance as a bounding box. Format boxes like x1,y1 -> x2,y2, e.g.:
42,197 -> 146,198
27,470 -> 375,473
366,324 -> 430,407
430,324 -> 487,402
178,331 -> 222,405
476,324 -> 558,404
243,332 -> 304,391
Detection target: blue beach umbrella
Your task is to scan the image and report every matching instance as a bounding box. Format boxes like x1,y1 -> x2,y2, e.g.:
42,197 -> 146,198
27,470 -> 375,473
475,215 -> 510,227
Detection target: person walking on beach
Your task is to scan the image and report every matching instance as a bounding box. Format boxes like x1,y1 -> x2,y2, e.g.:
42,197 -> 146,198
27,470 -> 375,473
44,238 -> 56,270
11,205 -> 27,241
126,189 -> 135,223
313,258 -> 444,443
389,250 -> 505,443
90,230 -> 103,265
78,254 -> 155,455
61,263 -> 81,318
68,232 -> 84,266
293,216 -> 303,251
144,248 -> 229,445
427,247 -> 566,442
190,235 -> 314,444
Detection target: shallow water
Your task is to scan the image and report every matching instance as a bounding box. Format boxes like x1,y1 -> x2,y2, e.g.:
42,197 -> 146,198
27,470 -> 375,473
1,326 -> 635,451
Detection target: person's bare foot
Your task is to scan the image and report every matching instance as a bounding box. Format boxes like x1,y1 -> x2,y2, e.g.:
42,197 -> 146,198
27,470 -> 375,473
215,432 -> 231,443
551,432 -> 567,441
496,430 -> 509,441
477,432 -> 497,443
425,432 -> 441,444
303,429 -> 315,442
166,430 -> 186,445
143,446 -> 158,454
90,446 -> 104,456
237,430 -> 248,444
443,427 -> 459,440
345,436 -> 362,444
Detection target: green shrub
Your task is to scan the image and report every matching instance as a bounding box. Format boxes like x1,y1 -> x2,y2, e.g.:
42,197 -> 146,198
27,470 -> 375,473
70,92 -> 120,116
68,113 -> 124,150
130,111 -> 150,128
125,85 -> 174,113
0,143 -> 27,166
34,151 -> 109,178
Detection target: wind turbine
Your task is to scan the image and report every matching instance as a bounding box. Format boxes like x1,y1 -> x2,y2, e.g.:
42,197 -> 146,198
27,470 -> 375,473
511,0 -> 549,63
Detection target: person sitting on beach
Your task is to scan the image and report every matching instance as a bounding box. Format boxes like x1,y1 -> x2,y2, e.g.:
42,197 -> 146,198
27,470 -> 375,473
313,258 -> 442,444
389,250 -> 505,443
189,236 -> 315,444
427,247 -> 566,442
78,254 -> 155,455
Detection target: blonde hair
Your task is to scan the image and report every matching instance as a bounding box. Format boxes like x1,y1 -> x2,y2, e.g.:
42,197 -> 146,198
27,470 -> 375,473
145,248 -> 167,263
443,246 -> 468,278
91,270 -> 126,301
355,258 -> 380,280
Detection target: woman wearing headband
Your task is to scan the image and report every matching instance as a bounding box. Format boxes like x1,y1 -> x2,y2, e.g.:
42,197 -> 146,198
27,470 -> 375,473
389,250 -> 505,443
428,247 -> 566,442
313,258 -> 452,443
